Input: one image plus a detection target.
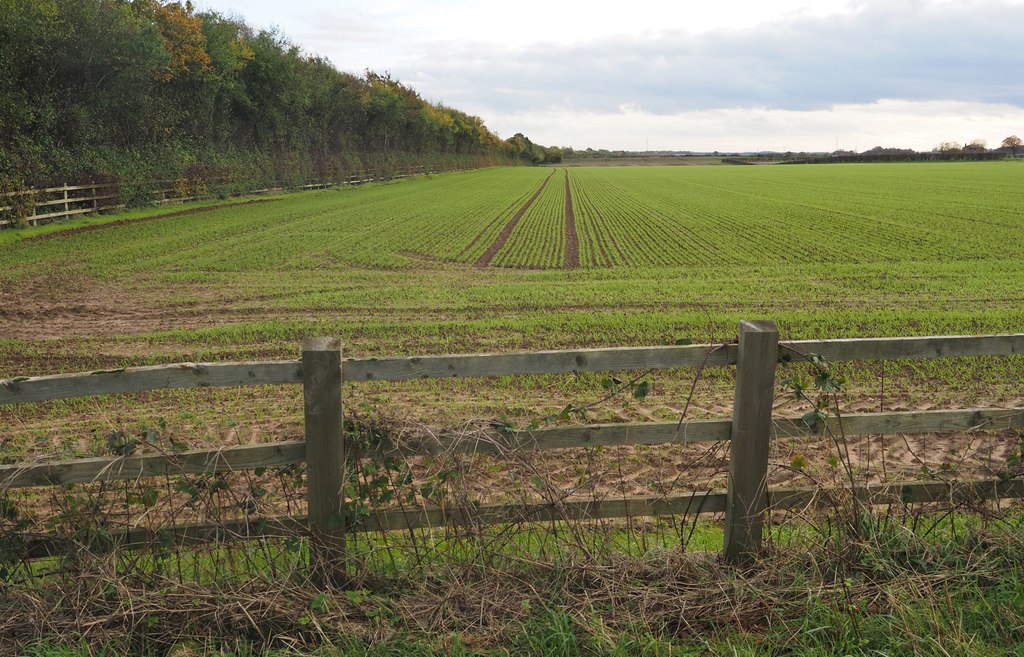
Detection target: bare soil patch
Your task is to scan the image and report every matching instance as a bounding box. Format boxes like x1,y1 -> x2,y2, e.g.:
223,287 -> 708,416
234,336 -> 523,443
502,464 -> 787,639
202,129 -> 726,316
0,273 -> 256,341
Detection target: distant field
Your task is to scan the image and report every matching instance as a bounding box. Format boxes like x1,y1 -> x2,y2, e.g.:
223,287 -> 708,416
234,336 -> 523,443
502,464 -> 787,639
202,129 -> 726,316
1,162 -> 1023,462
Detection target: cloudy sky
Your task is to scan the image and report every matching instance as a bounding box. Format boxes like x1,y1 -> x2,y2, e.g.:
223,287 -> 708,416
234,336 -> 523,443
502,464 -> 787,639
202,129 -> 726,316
193,0 -> 1024,152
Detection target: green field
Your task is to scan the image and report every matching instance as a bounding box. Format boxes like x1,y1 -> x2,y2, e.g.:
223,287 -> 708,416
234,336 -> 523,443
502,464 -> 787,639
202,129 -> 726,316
1,162 -> 1023,448
4,162 -> 1024,655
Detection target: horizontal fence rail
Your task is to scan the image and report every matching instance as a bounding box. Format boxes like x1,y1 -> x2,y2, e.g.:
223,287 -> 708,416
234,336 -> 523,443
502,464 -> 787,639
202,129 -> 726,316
17,478 -> 1024,561
3,333 -> 1023,405
1,165 -> 479,228
2,407 -> 1022,490
2,325 -> 1023,572
0,182 -> 121,227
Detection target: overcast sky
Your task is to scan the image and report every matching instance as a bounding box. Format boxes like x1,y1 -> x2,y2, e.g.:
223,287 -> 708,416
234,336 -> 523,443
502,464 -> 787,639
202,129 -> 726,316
193,0 -> 1024,152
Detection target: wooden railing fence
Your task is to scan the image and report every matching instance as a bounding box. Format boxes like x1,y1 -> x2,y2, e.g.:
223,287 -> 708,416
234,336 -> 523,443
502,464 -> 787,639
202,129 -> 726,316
1,165 -> 475,227
150,165 -> 454,205
2,322 -> 1023,575
0,182 -> 121,228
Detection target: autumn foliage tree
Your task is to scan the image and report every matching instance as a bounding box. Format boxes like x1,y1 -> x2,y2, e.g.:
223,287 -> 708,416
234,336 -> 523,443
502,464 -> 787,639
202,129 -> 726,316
0,0 -> 544,199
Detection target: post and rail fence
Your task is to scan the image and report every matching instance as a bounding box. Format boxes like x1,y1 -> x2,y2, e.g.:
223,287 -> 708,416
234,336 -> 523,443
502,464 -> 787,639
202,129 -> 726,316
0,182 -> 122,228
1,165 -> 477,228
2,323 -> 1024,578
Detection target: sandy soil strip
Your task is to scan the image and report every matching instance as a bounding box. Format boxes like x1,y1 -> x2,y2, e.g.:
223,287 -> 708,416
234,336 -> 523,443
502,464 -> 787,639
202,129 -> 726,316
564,170 -> 580,270
474,171 -> 554,267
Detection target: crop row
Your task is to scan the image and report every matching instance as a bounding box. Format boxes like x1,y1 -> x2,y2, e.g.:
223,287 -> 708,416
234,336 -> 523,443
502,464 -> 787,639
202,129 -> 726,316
490,172 -> 567,269
3,168 -> 552,282
7,162 -> 1023,282
565,163 -> 1024,268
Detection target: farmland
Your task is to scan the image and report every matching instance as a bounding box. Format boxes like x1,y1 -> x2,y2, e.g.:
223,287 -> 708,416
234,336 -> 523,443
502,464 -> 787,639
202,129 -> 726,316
3,161 -> 1024,654
1,162 -> 1024,457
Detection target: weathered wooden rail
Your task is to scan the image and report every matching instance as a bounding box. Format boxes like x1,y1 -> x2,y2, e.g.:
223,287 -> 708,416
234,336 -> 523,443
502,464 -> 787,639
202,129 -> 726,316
0,182 -> 122,227
2,325 -> 1023,574
1,165 -> 477,228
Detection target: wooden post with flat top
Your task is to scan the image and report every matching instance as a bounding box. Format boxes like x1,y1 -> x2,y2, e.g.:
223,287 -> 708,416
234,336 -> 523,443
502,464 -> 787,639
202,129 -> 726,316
724,320 -> 779,565
303,337 -> 346,583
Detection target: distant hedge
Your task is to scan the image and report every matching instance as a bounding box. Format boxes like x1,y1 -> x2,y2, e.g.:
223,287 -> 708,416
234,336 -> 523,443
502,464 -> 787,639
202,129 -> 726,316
0,0 -> 552,199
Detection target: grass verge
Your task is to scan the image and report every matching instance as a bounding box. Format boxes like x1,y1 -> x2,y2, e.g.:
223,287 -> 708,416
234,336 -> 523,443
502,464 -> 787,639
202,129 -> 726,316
7,505 -> 1024,656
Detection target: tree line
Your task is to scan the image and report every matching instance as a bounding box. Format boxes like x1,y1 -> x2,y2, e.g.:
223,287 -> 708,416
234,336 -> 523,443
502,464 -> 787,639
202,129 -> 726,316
0,0 -> 558,203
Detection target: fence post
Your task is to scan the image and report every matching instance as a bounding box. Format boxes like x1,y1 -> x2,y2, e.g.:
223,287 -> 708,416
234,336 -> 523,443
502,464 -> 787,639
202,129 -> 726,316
724,320 -> 779,565
302,337 -> 346,583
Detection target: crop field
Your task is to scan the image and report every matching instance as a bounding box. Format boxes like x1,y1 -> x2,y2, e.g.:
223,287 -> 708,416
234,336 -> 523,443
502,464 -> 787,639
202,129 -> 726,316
1,162 -> 1023,488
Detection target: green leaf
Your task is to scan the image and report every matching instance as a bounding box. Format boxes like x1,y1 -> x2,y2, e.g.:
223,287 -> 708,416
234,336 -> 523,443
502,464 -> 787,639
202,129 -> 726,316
790,454 -> 807,471
345,589 -> 369,605
530,476 -> 544,488
801,410 -> 826,433
815,372 -> 844,393
311,593 -> 330,614
633,381 -> 650,400
106,431 -> 136,456
141,487 -> 159,508
674,338 -> 693,346
781,376 -> 808,400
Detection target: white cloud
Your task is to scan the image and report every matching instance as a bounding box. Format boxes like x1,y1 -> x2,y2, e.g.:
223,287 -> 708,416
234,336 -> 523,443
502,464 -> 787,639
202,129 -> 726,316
194,0 -> 1024,149
489,100 -> 1024,151
397,1 -> 1024,115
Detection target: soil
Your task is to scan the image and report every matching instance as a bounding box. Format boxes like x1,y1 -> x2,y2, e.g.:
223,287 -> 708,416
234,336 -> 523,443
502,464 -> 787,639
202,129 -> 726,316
0,271 -> 267,340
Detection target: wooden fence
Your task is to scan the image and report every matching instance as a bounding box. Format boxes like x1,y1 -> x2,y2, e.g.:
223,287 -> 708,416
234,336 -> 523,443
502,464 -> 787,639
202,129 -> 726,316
150,165 -> 455,206
0,182 -> 121,228
2,323 -> 1023,575
1,165 -> 476,227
